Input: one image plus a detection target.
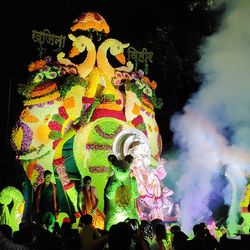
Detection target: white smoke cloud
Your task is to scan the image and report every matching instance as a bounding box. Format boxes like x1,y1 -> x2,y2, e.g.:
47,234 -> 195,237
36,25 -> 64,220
168,0 -> 250,235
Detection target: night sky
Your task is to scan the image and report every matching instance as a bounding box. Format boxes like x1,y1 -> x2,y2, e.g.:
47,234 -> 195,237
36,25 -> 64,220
0,0 -> 225,188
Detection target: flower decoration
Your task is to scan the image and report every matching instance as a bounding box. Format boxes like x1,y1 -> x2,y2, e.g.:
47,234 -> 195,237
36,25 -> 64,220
11,121 -> 33,153
23,91 -> 60,106
135,80 -> 144,89
27,56 -> 52,72
126,70 -> 163,110
59,75 -> 86,98
115,185 -> 130,208
142,86 -> 152,97
0,186 -> 24,207
20,109 -> 39,123
131,69 -> 144,80
19,58 -> 63,100
141,75 -> 157,90
34,73 -> 44,83
71,11 -> 110,35
28,59 -> 47,73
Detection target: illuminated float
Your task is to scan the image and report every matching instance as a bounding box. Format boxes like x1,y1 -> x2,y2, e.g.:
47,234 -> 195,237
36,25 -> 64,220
0,186 -> 25,232
11,11 -> 179,228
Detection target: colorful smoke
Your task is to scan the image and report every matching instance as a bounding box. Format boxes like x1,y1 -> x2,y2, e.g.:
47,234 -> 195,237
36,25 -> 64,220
168,0 -> 250,235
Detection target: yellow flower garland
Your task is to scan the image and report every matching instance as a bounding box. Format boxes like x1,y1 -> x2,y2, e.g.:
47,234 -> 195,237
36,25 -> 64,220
24,91 -> 60,106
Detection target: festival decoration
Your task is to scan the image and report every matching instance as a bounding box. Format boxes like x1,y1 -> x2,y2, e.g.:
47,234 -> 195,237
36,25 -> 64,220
11,11 -> 178,225
71,11 -> 110,35
0,186 -> 25,232
104,154 -> 140,230
112,128 -> 176,221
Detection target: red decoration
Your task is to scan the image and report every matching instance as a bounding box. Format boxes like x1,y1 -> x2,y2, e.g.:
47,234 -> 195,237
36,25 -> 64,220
82,97 -> 95,104
52,138 -> 61,149
131,115 -> 143,127
91,109 -> 126,121
48,120 -> 62,131
58,106 -> 69,120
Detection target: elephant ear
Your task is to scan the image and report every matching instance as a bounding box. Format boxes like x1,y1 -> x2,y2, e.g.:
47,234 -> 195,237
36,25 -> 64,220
124,154 -> 133,164
108,154 -> 117,164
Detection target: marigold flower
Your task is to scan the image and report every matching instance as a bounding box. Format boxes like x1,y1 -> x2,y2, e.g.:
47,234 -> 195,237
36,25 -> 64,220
28,59 -> 47,72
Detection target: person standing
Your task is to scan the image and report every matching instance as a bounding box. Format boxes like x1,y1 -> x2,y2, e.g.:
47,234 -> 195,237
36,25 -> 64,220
77,175 -> 105,229
34,170 -> 60,223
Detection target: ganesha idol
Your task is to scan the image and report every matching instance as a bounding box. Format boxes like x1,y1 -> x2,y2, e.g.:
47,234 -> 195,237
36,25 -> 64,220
112,128 -> 176,221
11,11 -> 178,222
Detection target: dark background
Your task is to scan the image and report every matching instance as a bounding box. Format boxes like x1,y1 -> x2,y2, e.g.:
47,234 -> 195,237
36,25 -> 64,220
0,0 -> 225,189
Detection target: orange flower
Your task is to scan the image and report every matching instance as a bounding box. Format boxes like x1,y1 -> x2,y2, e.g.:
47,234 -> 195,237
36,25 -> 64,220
142,76 -> 157,90
142,97 -> 154,111
21,109 -> 39,123
70,12 -> 110,34
26,161 -> 37,179
28,59 -> 47,72
149,80 -> 157,90
30,82 -> 58,98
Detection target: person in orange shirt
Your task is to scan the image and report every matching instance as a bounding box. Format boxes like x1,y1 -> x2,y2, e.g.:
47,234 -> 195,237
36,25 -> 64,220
77,176 -> 105,230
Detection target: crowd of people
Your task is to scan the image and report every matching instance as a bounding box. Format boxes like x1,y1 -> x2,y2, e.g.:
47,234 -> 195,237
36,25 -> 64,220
1,212 -> 249,250
0,172 -> 249,249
